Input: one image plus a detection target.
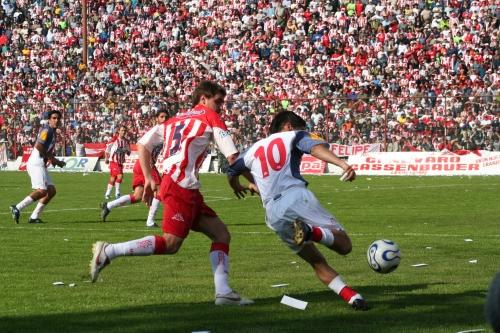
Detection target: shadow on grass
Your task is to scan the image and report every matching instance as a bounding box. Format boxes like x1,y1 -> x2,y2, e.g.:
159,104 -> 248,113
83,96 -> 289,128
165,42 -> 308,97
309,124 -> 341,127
0,284 -> 490,333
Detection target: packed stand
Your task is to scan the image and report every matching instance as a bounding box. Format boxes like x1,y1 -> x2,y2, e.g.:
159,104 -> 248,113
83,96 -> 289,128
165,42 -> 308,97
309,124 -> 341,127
0,0 -> 499,159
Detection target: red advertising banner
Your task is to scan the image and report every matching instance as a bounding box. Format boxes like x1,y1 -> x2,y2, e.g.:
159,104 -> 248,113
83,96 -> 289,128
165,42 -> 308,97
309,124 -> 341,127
83,143 -> 106,157
18,147 -> 33,171
300,155 -> 326,174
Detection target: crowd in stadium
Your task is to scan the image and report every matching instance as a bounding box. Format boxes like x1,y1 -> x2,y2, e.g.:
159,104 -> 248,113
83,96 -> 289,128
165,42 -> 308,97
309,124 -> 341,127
0,0 -> 499,159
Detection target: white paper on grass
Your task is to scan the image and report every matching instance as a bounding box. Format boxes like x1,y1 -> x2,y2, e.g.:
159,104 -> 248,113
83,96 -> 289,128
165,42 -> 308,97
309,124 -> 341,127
281,295 -> 308,310
53,282 -> 64,286
468,260 -> 478,264
464,239 -> 473,242
271,284 -> 289,288
456,329 -> 485,333
411,263 -> 428,267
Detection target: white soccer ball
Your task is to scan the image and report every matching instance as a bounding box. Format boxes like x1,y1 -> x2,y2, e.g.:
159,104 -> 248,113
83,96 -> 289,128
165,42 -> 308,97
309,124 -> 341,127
367,239 -> 401,274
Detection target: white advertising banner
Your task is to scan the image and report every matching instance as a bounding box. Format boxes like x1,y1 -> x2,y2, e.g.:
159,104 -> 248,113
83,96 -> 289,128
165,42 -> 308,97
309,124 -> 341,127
47,156 -> 99,172
347,151 -> 500,176
330,143 -> 381,157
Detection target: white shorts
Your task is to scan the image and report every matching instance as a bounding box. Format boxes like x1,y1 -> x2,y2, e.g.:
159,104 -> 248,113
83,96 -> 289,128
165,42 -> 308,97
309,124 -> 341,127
265,186 -> 345,253
27,163 -> 54,190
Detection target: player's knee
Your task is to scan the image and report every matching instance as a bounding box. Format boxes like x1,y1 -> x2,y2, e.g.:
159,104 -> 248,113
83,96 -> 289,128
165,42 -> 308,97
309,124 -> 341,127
215,226 -> 231,244
36,189 -> 48,197
337,242 -> 352,255
47,186 -> 56,197
164,235 -> 183,254
335,235 -> 352,255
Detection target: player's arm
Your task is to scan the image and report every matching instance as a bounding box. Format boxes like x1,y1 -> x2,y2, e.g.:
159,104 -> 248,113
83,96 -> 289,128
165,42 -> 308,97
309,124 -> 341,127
227,153 -> 259,199
296,131 -> 355,181
47,151 -> 66,168
36,134 -> 65,168
104,140 -> 113,164
310,144 -> 355,182
125,142 -> 131,155
138,143 -> 154,203
138,125 -> 164,205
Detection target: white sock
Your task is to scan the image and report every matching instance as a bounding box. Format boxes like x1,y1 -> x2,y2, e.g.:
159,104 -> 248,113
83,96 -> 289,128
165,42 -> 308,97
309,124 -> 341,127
210,249 -> 232,295
115,182 -> 121,195
16,196 -> 34,211
30,202 -> 46,219
328,275 -> 346,294
105,184 -> 113,196
146,198 -> 161,226
104,235 -> 156,260
319,228 -> 335,247
108,194 -> 132,210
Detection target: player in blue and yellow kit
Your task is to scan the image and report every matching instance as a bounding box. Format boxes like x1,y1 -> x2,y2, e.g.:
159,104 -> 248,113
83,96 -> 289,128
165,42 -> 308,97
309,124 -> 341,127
227,111 -> 369,311
10,110 -> 66,223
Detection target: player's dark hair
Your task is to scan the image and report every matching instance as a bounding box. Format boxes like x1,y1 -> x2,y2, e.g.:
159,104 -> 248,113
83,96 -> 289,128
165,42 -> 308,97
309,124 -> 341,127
48,110 -> 62,119
155,110 -> 168,118
269,111 -> 306,134
192,81 -> 226,107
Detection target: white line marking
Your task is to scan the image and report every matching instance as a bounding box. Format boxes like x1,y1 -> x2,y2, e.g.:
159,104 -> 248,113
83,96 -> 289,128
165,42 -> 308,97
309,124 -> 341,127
0,225 -> 498,238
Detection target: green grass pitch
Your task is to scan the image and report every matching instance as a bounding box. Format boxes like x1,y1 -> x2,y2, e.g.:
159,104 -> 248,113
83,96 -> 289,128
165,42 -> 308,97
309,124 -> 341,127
0,171 -> 499,333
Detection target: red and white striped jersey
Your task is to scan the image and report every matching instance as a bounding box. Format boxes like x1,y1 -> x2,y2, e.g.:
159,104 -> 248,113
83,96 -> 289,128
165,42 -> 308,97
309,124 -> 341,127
138,104 -> 238,189
105,136 -> 131,165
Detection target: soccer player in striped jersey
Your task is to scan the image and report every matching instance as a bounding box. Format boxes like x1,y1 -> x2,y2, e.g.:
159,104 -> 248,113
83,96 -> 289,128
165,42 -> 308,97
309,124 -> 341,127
103,125 -> 131,199
90,81 -> 253,306
100,110 -> 168,227
226,111 -> 369,311
10,110 -> 66,224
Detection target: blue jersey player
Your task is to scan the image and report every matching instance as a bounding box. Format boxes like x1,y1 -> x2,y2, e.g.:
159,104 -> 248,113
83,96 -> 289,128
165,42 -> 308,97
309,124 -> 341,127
227,111 -> 369,311
10,110 -> 66,223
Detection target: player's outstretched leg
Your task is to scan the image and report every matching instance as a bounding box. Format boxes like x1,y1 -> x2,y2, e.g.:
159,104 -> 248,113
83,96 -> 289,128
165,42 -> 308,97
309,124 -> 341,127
298,244 -> 370,311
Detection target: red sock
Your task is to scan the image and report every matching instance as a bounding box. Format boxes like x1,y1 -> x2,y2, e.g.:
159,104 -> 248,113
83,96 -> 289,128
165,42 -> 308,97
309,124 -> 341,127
311,227 -> 323,242
153,235 -> 167,254
210,242 -> 229,254
129,194 -> 138,204
339,286 -> 358,303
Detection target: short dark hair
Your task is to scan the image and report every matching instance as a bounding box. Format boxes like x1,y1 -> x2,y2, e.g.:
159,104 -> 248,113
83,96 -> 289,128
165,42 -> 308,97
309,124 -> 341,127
155,110 -> 169,118
269,111 -> 306,134
48,110 -> 62,119
191,81 -> 226,107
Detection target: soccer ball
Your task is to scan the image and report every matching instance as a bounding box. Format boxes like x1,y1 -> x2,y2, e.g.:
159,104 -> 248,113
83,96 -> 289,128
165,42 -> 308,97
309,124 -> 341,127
367,239 -> 401,274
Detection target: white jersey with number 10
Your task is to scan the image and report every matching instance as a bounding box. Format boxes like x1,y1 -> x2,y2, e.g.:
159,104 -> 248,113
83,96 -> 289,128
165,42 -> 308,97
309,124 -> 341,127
228,130 -> 328,206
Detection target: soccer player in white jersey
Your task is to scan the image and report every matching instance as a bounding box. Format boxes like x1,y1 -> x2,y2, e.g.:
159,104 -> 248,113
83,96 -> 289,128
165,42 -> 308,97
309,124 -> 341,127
89,81 -> 253,306
10,110 -> 66,224
103,125 -> 131,199
100,110 -> 168,227
227,111 -> 369,311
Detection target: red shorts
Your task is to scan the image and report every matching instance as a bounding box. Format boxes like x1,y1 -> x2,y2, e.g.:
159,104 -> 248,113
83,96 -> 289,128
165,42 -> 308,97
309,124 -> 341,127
109,161 -> 123,177
159,175 -> 217,238
132,162 -> 161,189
